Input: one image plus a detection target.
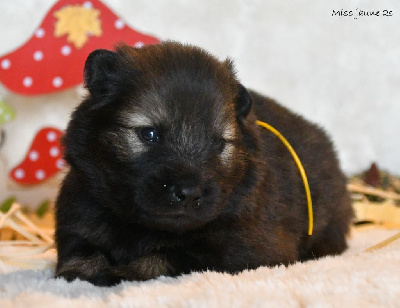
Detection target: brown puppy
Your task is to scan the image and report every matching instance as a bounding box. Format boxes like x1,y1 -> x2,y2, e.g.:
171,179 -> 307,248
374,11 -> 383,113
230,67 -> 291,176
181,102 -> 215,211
55,42 -> 353,286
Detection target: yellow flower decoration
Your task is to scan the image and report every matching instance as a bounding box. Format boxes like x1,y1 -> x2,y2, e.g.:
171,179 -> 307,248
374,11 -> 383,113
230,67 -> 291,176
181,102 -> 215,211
54,5 -> 102,49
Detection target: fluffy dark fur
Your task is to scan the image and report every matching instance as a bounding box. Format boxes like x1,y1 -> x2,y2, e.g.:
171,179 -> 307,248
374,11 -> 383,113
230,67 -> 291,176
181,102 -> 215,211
55,42 -> 353,286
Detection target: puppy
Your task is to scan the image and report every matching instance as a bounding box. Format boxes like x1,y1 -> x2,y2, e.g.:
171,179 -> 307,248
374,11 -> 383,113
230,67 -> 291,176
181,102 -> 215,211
55,42 -> 353,286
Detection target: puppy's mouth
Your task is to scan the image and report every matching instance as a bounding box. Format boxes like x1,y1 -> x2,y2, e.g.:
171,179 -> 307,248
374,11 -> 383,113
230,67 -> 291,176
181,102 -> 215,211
152,210 -> 192,219
143,209 -> 207,231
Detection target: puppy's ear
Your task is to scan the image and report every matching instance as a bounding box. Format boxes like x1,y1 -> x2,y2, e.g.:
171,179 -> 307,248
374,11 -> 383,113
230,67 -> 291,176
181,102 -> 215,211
223,59 -> 252,119
84,49 -> 121,97
236,84 -> 252,119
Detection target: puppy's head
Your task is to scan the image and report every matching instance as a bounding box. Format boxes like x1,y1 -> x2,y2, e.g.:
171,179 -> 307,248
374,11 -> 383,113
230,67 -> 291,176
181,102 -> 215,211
65,42 -> 257,231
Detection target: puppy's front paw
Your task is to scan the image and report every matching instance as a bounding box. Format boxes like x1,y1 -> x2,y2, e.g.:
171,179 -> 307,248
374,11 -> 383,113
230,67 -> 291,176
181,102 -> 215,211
56,268 -> 124,287
89,269 -> 125,287
55,269 -> 84,283
56,252 -> 118,286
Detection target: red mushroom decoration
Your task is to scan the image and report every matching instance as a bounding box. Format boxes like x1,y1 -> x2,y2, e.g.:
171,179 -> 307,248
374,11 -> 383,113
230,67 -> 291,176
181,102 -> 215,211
0,0 -> 159,95
9,127 -> 65,185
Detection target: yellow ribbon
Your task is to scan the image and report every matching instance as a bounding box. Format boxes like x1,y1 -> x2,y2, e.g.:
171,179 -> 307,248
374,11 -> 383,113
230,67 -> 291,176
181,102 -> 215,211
256,120 -> 313,235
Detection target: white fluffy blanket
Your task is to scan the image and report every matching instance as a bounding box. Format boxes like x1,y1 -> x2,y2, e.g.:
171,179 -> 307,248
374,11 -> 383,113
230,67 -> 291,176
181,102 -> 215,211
1,228 -> 399,307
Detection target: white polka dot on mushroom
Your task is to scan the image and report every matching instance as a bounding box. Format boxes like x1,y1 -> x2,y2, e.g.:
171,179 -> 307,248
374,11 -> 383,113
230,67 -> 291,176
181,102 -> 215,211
50,146 -> 60,157
134,41 -> 144,48
35,169 -> 46,180
1,59 -> 10,70
61,45 -> 71,56
23,76 -> 33,88
115,19 -> 125,29
33,50 -> 43,61
47,131 -> 57,142
35,28 -> 45,38
53,77 -> 63,88
14,169 -> 25,179
29,150 -> 39,161
83,1 -> 93,9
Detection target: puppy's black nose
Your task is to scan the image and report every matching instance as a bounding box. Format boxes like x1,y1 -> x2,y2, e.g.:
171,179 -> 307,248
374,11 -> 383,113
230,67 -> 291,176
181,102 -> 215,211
168,185 -> 202,205
176,186 -> 202,201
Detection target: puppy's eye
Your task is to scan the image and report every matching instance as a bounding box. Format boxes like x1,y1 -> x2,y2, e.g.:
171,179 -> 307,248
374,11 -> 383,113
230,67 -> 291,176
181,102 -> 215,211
140,127 -> 160,143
